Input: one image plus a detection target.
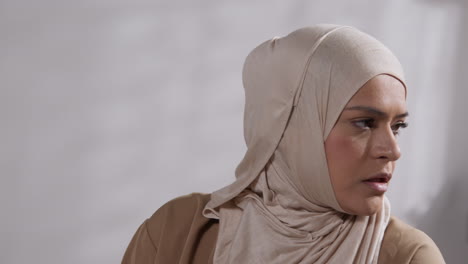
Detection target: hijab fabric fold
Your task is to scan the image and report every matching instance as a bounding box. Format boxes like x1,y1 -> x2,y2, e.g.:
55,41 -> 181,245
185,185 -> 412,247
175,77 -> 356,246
203,25 -> 406,264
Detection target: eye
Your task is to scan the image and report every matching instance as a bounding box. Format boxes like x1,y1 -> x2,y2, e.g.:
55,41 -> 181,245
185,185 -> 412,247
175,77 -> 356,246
391,121 -> 408,135
352,118 -> 375,129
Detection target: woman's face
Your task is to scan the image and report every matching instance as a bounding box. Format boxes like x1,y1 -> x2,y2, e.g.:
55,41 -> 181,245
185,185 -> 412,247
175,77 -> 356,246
324,74 -> 408,216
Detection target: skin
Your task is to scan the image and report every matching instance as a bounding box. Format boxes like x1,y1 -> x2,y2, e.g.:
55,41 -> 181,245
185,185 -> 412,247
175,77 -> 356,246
324,74 -> 408,216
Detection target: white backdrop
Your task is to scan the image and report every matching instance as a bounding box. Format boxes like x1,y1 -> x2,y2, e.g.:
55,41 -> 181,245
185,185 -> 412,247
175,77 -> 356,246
1,0 -> 467,263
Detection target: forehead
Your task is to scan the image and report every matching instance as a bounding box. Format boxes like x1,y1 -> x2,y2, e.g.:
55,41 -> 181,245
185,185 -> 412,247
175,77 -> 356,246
346,74 -> 407,111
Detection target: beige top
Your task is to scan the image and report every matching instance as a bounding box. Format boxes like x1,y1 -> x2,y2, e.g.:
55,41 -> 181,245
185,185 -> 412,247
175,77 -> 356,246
122,193 -> 445,264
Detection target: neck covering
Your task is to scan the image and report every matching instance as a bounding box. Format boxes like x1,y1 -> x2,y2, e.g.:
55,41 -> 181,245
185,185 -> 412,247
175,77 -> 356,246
203,25 -> 406,264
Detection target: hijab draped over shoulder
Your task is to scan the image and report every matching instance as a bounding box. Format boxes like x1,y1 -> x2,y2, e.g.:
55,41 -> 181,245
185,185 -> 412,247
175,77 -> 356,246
203,25 -> 406,264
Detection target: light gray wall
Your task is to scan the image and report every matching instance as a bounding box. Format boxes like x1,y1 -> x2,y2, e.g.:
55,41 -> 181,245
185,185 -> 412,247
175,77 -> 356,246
1,0 -> 467,263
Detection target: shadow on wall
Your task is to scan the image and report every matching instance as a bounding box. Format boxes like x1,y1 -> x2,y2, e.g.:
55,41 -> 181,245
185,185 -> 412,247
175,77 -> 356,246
411,176 -> 468,263
414,0 -> 468,262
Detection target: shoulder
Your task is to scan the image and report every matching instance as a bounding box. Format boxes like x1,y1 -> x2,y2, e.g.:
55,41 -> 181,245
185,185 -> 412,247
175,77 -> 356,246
122,193 -> 214,263
146,192 -> 212,238
149,192 -> 211,220
379,216 -> 445,264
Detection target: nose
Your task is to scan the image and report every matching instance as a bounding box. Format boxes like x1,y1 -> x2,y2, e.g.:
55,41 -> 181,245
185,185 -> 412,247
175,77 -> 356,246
371,127 -> 401,161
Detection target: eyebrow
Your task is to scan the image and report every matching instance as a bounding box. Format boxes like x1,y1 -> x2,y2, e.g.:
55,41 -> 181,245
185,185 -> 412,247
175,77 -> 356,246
344,106 -> 409,119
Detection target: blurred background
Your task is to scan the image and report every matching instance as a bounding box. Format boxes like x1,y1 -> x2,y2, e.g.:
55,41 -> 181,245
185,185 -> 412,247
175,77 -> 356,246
1,0 -> 467,263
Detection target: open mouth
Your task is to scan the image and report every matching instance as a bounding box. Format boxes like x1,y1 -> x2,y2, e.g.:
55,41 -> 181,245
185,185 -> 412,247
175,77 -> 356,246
363,174 -> 390,192
364,177 -> 389,183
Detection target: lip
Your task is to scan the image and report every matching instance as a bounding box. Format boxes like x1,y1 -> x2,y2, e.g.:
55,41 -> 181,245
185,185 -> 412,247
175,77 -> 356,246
362,173 -> 392,193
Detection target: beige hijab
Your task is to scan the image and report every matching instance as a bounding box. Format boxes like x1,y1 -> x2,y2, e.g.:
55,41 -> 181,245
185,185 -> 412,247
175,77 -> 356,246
203,25 -> 406,263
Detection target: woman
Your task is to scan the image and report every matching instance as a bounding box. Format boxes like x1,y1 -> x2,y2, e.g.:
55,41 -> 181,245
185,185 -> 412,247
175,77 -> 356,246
122,25 -> 445,263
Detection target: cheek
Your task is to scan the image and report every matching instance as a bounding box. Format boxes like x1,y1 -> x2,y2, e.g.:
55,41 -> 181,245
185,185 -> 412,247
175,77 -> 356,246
325,131 -> 373,214
325,133 -> 366,172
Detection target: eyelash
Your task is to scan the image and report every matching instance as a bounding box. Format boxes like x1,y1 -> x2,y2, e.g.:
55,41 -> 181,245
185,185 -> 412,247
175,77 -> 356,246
352,119 -> 408,135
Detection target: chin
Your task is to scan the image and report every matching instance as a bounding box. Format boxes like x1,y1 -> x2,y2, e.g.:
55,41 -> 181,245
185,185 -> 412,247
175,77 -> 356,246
343,195 -> 383,216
